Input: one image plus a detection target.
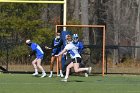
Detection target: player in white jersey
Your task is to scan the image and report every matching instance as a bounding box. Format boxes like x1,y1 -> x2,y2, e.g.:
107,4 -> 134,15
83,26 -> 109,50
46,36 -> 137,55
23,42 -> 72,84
55,35 -> 92,82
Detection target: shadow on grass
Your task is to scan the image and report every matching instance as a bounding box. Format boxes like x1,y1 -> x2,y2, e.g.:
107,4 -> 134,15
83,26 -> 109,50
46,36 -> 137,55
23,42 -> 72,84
69,80 -> 84,82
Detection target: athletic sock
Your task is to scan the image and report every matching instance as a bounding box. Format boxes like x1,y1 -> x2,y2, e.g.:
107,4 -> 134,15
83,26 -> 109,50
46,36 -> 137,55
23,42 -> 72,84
60,70 -> 63,75
42,70 -> 45,74
50,71 -> 53,75
35,69 -> 38,73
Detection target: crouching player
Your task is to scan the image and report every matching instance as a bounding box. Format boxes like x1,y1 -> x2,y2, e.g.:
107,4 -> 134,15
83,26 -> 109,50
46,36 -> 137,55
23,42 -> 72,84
55,35 -> 92,82
26,39 -> 46,78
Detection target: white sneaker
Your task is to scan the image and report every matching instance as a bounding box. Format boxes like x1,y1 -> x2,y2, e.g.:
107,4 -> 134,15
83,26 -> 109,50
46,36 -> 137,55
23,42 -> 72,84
57,74 -> 60,77
88,67 -> 92,74
32,72 -> 38,76
48,74 -> 53,78
85,73 -> 88,77
60,74 -> 64,78
61,78 -> 67,82
41,73 -> 46,78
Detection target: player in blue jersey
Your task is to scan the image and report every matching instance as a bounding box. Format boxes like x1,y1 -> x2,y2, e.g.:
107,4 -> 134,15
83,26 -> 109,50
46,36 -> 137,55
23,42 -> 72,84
48,32 -> 64,78
55,35 -> 92,82
26,40 -> 46,78
72,34 -> 84,54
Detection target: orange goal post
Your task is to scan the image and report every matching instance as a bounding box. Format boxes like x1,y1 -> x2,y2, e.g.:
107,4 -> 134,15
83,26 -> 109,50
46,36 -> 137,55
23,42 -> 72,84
56,25 -> 106,77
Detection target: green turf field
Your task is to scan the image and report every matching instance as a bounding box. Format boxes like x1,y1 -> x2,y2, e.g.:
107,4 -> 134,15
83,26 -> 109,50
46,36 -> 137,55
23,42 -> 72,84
0,73 -> 140,93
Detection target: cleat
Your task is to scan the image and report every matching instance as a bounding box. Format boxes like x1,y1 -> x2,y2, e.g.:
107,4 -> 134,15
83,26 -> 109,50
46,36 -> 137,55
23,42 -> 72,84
48,74 -> 53,78
41,73 -> 46,78
61,78 -> 67,82
60,74 -> 64,78
85,73 -> 88,77
32,72 -> 38,76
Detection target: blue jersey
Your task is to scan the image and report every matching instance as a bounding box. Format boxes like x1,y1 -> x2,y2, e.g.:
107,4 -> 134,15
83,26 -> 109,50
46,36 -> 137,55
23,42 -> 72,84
30,43 -> 44,57
73,41 -> 84,54
51,38 -> 63,56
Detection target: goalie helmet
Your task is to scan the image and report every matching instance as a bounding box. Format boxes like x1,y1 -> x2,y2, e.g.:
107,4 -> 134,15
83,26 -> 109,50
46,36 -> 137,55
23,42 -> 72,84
72,34 -> 79,43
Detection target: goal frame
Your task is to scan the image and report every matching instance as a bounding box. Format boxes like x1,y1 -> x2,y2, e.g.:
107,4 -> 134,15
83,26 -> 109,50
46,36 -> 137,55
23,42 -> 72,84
56,25 -> 106,77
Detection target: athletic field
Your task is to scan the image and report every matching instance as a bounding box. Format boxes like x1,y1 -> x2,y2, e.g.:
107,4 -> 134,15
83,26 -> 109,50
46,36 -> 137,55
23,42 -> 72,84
0,73 -> 140,93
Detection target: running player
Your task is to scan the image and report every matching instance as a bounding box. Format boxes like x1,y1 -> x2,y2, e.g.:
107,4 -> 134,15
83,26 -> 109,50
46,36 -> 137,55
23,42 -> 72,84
72,34 -> 88,77
63,34 -> 88,77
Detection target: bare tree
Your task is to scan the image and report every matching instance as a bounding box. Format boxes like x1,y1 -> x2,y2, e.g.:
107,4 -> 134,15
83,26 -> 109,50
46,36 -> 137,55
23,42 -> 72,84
135,0 -> 140,60
73,0 -> 80,20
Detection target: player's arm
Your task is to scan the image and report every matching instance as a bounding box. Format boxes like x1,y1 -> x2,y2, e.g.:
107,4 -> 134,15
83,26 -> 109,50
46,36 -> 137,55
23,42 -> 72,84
55,49 -> 67,57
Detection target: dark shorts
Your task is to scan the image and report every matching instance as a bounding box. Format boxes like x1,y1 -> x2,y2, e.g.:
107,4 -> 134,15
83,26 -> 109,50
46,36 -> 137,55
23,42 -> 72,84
72,57 -> 81,63
51,48 -> 61,56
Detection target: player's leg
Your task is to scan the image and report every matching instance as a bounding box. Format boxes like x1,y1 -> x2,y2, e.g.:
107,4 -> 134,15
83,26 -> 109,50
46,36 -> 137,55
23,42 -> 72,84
62,55 -> 72,75
79,61 -> 88,77
58,55 -> 64,77
73,57 -> 92,73
49,56 -> 55,77
61,62 -> 74,82
36,58 -> 46,78
32,58 -> 38,75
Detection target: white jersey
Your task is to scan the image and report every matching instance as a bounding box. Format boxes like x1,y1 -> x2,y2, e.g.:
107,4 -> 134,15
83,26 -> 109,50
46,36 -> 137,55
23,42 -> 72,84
64,42 -> 81,59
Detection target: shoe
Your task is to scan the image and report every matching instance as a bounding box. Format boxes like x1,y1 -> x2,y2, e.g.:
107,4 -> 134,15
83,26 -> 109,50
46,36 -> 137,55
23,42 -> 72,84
61,78 -> 67,82
85,73 -> 88,77
48,74 -> 53,78
60,74 -> 64,78
88,67 -> 92,74
41,73 -> 46,78
32,72 -> 38,76
57,74 -> 60,77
